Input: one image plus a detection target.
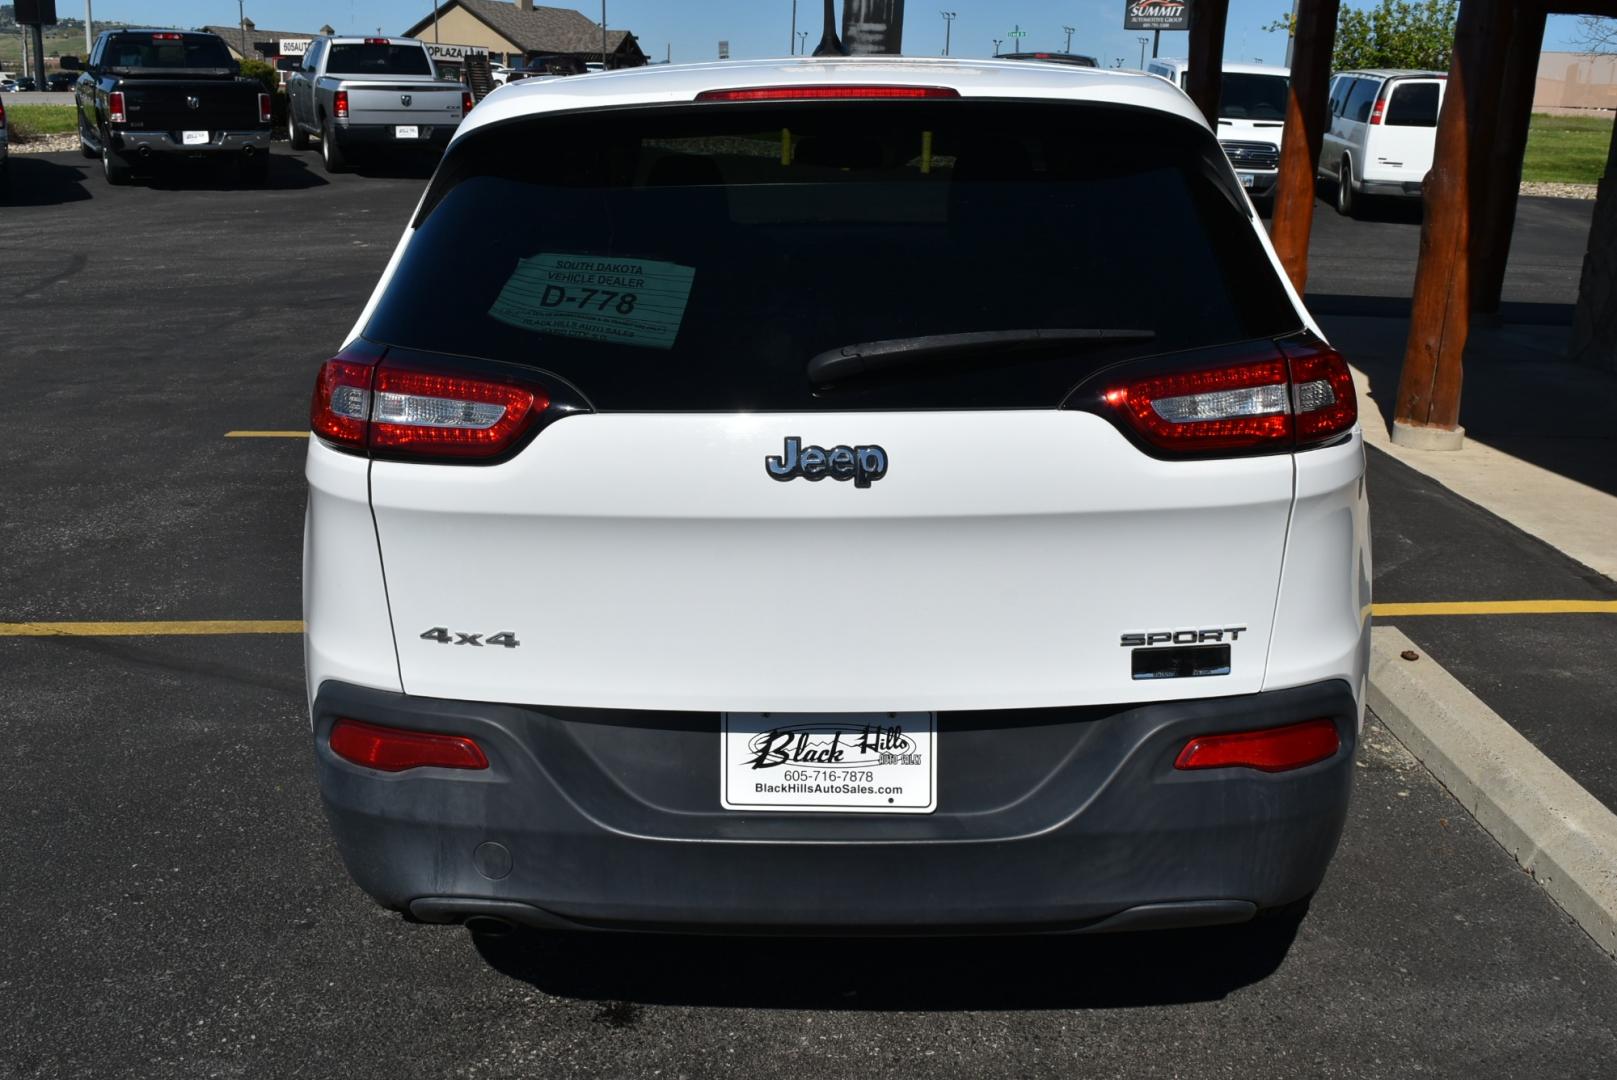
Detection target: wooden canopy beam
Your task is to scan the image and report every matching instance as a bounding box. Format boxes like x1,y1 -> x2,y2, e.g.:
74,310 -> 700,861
1391,0 -> 1506,448
1185,0 -> 1231,127
1472,4 -> 1548,313
1270,0 -> 1341,293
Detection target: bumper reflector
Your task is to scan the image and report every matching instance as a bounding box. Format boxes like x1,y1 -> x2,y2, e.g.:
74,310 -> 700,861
330,718 -> 489,773
1174,718 -> 1340,773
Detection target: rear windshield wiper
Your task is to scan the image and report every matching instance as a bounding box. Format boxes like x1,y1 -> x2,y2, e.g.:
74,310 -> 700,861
806,328 -> 1156,388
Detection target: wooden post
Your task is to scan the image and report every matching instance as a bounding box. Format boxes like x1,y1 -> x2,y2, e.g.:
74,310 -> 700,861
1472,3 -> 1547,314
1185,0 -> 1231,127
1570,114 -> 1617,372
1390,0 -> 1501,449
1270,0 -> 1340,293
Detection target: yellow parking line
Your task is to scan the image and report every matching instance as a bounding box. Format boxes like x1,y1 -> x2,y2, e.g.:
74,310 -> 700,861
226,431 -> 309,438
0,620 -> 304,637
1373,600 -> 1617,616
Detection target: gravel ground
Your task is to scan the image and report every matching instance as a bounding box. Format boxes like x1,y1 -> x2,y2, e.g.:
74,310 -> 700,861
1521,180 -> 1598,199
9,133 -> 80,154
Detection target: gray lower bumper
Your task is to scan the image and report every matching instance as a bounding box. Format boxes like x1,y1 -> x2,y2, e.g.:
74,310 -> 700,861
1361,178 -> 1424,197
311,678 -> 1358,934
332,122 -> 455,148
112,129 -> 271,155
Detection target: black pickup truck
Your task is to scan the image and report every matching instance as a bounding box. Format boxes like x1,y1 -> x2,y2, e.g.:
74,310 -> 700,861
74,28 -> 273,186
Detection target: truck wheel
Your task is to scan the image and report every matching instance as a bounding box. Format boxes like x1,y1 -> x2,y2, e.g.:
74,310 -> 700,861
287,110 -> 309,151
1334,156 -> 1356,218
101,144 -> 132,186
320,120 -> 349,174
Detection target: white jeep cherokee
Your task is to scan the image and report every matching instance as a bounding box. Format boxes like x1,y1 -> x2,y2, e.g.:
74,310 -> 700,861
304,56 -> 1370,936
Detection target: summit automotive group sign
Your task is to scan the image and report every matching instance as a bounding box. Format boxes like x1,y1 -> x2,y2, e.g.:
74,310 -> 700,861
1124,0 -> 1190,31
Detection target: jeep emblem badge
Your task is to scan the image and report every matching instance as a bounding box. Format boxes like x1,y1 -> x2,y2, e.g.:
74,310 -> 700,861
766,436 -> 888,488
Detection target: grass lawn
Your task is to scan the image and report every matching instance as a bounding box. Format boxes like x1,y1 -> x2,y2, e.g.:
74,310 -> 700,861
5,102 -> 76,141
1523,112 -> 1612,185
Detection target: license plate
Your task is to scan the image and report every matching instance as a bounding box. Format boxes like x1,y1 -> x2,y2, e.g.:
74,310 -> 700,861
181,130 -> 208,146
395,125 -> 419,139
721,712 -> 937,814
1239,172 -> 1256,188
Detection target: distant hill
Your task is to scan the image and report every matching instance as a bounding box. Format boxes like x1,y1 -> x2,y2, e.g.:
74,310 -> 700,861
0,7 -> 141,70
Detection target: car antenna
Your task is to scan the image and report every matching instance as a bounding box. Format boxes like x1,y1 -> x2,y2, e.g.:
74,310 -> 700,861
811,0 -> 848,56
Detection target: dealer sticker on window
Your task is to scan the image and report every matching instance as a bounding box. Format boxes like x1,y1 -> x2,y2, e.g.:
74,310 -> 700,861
720,713 -> 937,814
489,253 -> 696,350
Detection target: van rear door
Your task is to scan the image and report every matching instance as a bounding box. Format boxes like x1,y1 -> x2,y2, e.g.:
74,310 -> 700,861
1367,77 -> 1445,184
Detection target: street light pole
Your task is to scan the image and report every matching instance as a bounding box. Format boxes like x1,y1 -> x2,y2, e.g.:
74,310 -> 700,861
237,0 -> 246,60
797,31 -> 807,53
432,0 -> 439,42
1062,25 -> 1074,52
992,39 -> 1002,56
601,0 -> 608,69
792,0 -> 798,54
85,0 -> 93,55
940,11 -> 955,56
1137,36 -> 1149,68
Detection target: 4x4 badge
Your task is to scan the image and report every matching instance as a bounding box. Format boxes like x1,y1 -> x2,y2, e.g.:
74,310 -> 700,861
766,436 -> 888,488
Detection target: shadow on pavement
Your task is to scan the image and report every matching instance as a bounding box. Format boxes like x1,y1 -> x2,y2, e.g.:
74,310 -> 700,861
472,915 -> 1304,1010
1,154 -> 93,206
138,152 -> 329,191
1311,181 -> 1424,225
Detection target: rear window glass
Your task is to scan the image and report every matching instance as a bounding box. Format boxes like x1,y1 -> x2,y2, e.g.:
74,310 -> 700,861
1343,78 -> 1380,123
367,102 -> 1300,412
1218,73 -> 1288,121
104,34 -> 233,69
327,43 -> 432,76
1385,81 -> 1441,127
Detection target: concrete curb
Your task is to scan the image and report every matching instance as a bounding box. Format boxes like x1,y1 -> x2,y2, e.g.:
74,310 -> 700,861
1369,626 -> 1617,959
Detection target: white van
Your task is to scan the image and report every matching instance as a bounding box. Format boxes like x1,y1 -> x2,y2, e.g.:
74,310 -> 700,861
1145,59 -> 1290,205
1319,69 -> 1447,216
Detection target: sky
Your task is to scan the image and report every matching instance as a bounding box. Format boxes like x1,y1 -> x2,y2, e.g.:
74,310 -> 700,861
80,0 -> 1595,69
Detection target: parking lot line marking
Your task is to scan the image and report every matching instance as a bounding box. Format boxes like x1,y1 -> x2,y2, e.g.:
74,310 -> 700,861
0,620 -> 304,637
1374,600 -> 1617,616
225,431 -> 309,438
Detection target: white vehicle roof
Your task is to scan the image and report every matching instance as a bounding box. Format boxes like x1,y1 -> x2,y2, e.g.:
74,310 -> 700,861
1333,68 -> 1446,80
1219,62 -> 1290,77
464,55 -> 1208,140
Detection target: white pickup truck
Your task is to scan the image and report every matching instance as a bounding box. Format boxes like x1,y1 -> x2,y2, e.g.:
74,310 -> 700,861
285,35 -> 470,173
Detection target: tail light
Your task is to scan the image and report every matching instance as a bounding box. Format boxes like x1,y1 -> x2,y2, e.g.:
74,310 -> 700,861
1099,340 -> 1356,455
0,100 -> 6,126
330,718 -> 489,772
1369,95 -> 1387,125
1175,719 -> 1340,773
258,92 -> 272,123
334,89 -> 349,119
461,90 -> 475,114
108,90 -> 127,124
309,350 -> 552,462
696,85 -> 960,102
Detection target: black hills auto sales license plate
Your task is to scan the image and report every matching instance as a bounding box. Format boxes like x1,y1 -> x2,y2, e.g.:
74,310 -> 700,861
720,713 -> 936,813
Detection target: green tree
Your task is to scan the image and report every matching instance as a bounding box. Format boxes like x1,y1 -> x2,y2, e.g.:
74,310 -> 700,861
1266,0 -> 1458,71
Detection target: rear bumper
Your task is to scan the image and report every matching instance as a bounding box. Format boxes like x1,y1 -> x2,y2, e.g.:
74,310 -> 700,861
112,128 -> 271,156
1234,169 -> 1279,197
332,121 -> 456,148
312,678 -> 1358,934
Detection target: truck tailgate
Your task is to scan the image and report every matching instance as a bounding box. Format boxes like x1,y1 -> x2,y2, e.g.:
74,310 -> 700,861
342,82 -> 463,127
123,79 -> 258,131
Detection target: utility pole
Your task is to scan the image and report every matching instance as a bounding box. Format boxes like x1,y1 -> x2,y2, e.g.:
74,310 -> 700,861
601,0 -> 608,69
237,0 -> 246,60
940,11 -> 955,56
1062,25 -> 1074,52
791,0 -> 798,54
1153,29 -> 1160,58
432,0 -> 439,42
86,0 -> 94,55
1137,36 -> 1149,68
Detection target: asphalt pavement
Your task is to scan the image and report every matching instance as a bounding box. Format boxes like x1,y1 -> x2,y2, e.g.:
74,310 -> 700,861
3,149 -> 1616,1078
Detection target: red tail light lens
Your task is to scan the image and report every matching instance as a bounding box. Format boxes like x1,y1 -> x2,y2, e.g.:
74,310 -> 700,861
309,353 -> 552,461
364,37 -> 391,45
370,367 -> 548,458
1369,96 -> 1386,125
334,89 -> 349,119
461,90 -> 475,114
152,32 -> 183,41
258,92 -> 272,123
1174,719 -> 1340,773
330,718 -> 489,772
1102,342 -> 1356,454
696,85 -> 960,102
108,91 -> 127,124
